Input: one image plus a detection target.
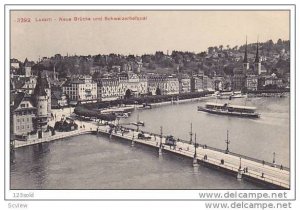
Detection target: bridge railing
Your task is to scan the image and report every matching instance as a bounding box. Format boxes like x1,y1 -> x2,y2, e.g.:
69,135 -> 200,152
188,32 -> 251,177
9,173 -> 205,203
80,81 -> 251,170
120,127 -> 289,171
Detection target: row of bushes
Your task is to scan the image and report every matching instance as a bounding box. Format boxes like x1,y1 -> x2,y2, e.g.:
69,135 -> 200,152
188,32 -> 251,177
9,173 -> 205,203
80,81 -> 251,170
79,91 -> 213,110
74,105 -> 117,121
246,88 -> 289,94
75,91 -> 212,121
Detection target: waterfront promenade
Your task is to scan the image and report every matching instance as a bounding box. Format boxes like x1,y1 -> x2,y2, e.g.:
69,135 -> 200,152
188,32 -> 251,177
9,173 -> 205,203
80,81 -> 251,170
14,107 -> 98,148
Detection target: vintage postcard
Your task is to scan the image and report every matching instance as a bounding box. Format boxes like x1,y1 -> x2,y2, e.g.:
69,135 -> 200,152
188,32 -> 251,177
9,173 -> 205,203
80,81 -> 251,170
3,3 -> 297,208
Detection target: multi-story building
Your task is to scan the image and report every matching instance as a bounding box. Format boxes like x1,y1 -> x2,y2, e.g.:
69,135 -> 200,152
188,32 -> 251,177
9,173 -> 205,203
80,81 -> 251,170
119,73 -> 148,97
11,71 -> 52,139
147,75 -> 179,95
62,75 -> 97,104
246,75 -> 258,91
179,75 -> 191,93
98,78 -> 120,101
10,92 -> 36,137
191,76 -> 204,92
97,73 -> 148,101
232,71 -> 246,91
264,73 -> 284,88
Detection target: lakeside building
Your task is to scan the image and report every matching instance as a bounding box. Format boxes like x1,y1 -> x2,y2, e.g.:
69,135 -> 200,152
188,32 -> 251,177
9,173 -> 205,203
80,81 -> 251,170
263,73 -> 284,88
10,72 -> 52,140
62,75 -> 97,105
119,72 -> 148,97
147,75 -> 180,95
191,74 -> 215,92
10,92 -> 37,138
97,78 -> 120,101
246,75 -> 259,91
191,76 -> 204,92
97,73 -> 148,101
178,74 -> 191,93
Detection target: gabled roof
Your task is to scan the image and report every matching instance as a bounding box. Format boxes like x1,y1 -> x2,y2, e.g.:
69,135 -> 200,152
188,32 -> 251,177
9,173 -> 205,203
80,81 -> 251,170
10,92 -> 35,111
11,92 -> 25,110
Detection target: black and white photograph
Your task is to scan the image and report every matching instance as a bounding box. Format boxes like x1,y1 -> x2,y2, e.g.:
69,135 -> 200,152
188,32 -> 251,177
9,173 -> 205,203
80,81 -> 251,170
2,2 -> 298,209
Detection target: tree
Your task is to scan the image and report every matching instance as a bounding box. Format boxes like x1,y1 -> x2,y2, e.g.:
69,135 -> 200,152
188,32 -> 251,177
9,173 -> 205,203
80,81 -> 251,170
92,71 -> 100,80
125,89 -> 132,99
219,45 -> 223,51
155,87 -> 162,95
207,47 -> 214,54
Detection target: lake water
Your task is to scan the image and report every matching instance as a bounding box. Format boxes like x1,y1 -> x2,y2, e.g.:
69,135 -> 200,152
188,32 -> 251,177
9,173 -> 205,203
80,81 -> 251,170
10,96 -> 289,189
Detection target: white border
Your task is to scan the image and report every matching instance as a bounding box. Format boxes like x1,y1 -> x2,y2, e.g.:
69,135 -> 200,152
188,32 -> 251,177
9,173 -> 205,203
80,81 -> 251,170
4,4 -> 296,201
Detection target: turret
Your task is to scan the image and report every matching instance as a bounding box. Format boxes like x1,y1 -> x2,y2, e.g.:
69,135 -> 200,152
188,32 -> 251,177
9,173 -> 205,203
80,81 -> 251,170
33,71 -> 49,130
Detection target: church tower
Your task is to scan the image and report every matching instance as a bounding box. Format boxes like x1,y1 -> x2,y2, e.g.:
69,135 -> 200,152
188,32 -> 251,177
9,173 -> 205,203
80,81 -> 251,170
254,40 -> 262,75
34,71 -> 49,131
243,37 -> 249,72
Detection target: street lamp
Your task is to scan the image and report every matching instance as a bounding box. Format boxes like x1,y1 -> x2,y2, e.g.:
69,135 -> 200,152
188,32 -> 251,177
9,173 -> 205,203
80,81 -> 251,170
272,152 -> 276,167
189,123 -> 193,144
225,130 -> 230,154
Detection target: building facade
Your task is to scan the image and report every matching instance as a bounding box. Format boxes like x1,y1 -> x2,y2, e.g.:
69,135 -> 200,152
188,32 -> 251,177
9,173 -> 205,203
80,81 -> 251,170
11,92 -> 36,136
147,75 -> 179,95
179,75 -> 191,93
246,75 -> 258,91
62,75 -> 97,104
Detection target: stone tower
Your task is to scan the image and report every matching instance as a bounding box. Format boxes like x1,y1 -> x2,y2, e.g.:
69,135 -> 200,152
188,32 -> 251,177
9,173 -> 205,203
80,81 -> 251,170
24,58 -> 32,77
34,71 -> 49,131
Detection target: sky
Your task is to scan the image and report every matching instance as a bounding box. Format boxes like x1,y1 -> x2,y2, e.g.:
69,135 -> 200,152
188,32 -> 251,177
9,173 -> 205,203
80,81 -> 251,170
10,10 -> 290,61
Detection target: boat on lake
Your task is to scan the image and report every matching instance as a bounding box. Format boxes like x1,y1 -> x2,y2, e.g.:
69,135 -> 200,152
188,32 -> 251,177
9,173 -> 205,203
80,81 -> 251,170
214,91 -> 246,99
197,102 -> 260,118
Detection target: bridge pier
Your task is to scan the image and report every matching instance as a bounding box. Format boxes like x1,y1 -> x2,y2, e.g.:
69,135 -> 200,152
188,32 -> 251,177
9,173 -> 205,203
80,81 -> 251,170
237,168 -> 243,180
193,157 -> 199,167
237,157 -> 243,180
131,133 -> 135,147
158,145 -> 162,156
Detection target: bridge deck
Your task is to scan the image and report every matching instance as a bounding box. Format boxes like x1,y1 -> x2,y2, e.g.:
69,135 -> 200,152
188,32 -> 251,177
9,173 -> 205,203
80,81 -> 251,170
96,124 -> 290,189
